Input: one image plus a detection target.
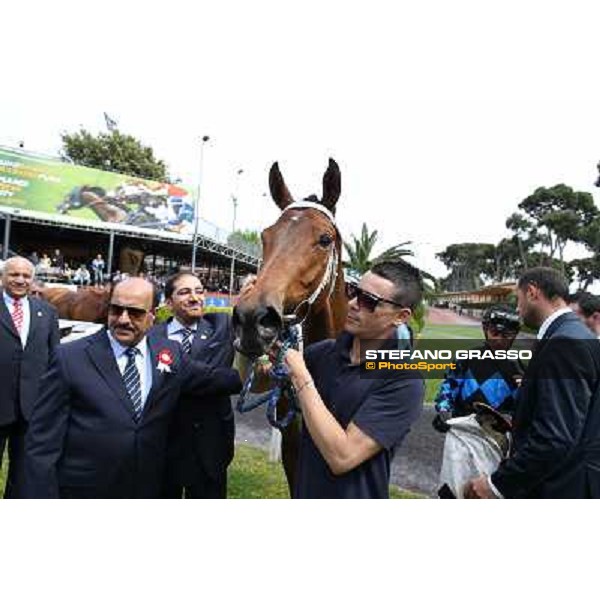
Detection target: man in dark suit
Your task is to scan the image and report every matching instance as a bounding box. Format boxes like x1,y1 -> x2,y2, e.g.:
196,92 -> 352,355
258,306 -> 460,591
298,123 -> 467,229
23,277 -> 242,499
152,272 -> 237,499
0,256 -> 60,498
569,291 -> 600,337
465,267 -> 600,499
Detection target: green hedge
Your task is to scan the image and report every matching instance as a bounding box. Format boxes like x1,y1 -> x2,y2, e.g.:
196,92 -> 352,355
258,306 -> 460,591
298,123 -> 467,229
155,305 -> 233,323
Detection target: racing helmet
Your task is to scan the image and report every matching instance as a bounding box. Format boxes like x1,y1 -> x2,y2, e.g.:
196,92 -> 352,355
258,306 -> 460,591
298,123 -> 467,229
482,304 -> 520,334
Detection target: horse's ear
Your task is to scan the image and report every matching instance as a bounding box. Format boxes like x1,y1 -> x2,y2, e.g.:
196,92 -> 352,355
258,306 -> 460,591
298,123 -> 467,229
321,158 -> 341,214
269,162 -> 294,211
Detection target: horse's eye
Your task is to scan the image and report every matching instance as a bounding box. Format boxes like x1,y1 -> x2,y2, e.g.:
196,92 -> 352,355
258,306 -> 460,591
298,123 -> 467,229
318,233 -> 333,247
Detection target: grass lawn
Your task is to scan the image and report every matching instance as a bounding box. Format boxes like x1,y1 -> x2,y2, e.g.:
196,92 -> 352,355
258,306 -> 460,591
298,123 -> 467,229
229,444 -> 424,498
0,444 -> 425,499
421,323 -> 483,340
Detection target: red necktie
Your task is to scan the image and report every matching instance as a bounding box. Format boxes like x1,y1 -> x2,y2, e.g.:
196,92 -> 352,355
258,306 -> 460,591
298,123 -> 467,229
12,298 -> 23,334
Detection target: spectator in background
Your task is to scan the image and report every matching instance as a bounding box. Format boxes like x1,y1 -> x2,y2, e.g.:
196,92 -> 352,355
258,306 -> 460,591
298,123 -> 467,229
91,254 -> 105,286
62,263 -> 73,283
39,254 -> 51,270
28,252 -> 40,266
51,249 -> 64,272
569,291 -> 600,337
73,264 -> 91,286
30,280 -> 46,299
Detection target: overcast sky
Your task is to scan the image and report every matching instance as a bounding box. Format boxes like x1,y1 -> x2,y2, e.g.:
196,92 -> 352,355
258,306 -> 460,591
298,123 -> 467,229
3,1 -> 600,279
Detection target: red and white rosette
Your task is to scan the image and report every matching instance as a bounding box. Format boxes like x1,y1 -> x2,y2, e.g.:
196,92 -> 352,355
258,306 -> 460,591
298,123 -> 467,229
157,348 -> 174,373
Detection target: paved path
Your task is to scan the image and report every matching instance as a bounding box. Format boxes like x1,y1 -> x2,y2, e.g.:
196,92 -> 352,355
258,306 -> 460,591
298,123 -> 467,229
427,307 -> 481,326
234,399 -> 443,497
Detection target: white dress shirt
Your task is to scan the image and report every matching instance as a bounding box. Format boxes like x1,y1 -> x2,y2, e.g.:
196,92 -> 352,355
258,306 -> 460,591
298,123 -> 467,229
107,332 -> 153,410
166,317 -> 197,345
3,291 -> 31,348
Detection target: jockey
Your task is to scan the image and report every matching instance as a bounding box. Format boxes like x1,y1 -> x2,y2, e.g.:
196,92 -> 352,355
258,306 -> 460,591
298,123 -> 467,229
432,304 -> 523,432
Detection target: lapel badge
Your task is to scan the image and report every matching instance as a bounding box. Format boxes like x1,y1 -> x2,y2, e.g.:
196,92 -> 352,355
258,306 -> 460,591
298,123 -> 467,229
157,348 -> 174,373
37,311 -> 43,317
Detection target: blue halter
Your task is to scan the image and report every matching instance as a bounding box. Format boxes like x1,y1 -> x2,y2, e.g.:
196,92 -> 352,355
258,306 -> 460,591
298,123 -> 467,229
236,325 -> 302,430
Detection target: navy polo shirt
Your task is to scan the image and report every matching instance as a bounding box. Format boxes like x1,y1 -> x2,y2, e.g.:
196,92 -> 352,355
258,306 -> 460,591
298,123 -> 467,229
294,332 -> 424,499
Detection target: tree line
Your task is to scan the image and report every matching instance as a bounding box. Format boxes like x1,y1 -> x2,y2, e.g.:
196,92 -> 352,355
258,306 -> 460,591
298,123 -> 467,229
436,184 -> 600,292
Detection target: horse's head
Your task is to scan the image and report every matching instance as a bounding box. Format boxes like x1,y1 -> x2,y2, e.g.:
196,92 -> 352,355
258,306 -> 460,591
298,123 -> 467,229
57,187 -> 83,213
233,158 -> 342,357
57,187 -> 106,213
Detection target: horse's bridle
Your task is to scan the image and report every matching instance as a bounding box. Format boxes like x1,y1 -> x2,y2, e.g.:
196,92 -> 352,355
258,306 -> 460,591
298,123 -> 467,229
279,201 -> 340,327
237,201 -> 340,430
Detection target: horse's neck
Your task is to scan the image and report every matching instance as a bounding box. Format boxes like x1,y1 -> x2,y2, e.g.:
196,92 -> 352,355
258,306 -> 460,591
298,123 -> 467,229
91,202 -> 125,222
304,302 -> 336,346
303,270 -> 347,346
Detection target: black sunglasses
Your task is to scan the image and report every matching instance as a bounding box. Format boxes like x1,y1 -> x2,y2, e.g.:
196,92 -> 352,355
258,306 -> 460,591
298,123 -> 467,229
109,303 -> 149,319
345,281 -> 403,313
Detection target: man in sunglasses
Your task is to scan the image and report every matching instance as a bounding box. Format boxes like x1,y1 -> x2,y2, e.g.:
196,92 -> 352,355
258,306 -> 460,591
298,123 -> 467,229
283,260 -> 425,499
22,277 -> 242,498
433,304 -> 523,430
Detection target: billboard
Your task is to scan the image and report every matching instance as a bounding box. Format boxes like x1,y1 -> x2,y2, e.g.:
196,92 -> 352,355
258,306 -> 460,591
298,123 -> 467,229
0,147 -> 195,234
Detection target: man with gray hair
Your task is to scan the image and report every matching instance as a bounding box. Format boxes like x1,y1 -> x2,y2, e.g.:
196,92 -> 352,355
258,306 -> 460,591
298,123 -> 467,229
0,256 -> 60,497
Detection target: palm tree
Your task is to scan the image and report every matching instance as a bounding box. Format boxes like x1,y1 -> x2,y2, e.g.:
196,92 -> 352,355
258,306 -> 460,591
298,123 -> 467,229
343,222 -> 437,335
343,223 -> 414,275
343,223 -> 380,275
343,222 -> 436,282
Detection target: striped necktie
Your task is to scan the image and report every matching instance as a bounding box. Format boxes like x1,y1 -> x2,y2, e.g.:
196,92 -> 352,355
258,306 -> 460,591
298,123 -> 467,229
181,328 -> 194,354
12,298 -> 23,334
123,347 -> 142,422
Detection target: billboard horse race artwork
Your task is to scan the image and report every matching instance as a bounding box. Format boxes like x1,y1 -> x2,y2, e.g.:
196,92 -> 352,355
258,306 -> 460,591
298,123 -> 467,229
57,182 -> 194,230
0,147 -> 196,234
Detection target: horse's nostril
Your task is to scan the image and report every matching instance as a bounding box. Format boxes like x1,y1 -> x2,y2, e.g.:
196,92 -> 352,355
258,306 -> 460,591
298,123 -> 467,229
257,306 -> 282,332
233,304 -> 283,357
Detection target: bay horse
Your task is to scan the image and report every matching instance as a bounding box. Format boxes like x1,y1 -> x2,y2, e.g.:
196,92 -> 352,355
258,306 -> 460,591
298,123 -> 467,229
57,187 -> 129,223
233,158 -> 348,494
41,286 -> 111,323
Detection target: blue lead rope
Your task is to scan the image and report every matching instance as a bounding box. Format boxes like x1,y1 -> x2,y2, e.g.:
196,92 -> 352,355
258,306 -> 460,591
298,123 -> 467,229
236,326 -> 301,430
